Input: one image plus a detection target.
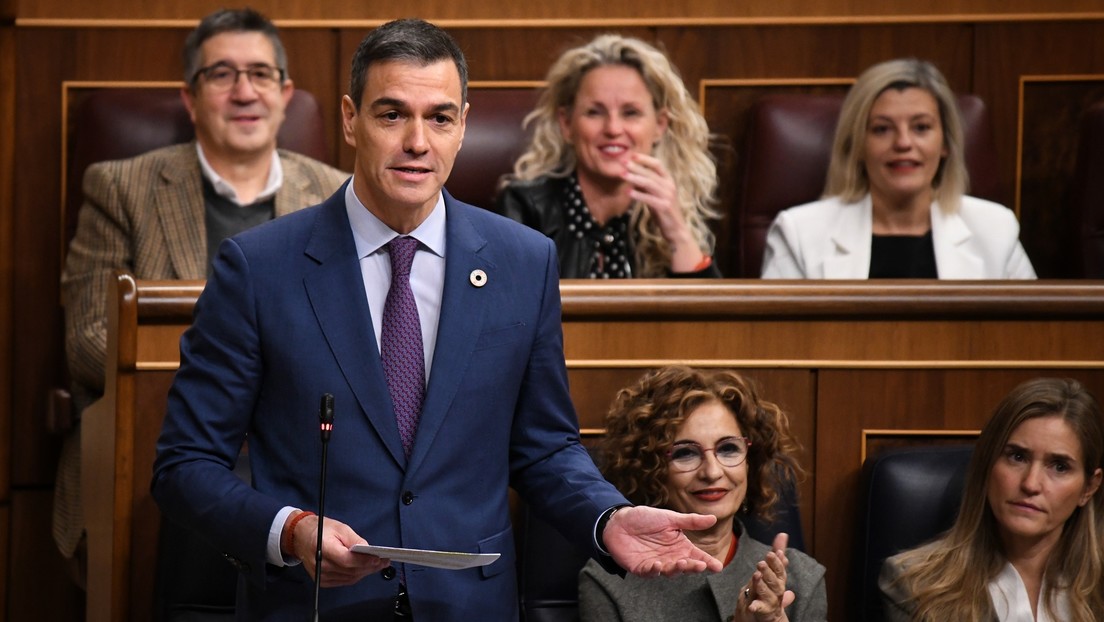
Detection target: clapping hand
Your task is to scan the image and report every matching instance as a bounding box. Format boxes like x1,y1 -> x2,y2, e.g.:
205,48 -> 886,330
734,532 -> 794,622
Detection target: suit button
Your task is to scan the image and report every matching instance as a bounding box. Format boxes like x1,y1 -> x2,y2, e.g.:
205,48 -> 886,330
381,567 -> 396,580
402,491 -> 415,505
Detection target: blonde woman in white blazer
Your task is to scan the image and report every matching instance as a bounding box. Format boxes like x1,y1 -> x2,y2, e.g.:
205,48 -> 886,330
761,59 -> 1036,280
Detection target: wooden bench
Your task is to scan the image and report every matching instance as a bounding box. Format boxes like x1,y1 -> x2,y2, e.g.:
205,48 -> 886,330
85,275 -> 1104,621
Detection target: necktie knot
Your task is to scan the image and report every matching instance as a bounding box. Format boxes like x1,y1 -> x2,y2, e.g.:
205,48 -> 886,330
387,237 -> 418,279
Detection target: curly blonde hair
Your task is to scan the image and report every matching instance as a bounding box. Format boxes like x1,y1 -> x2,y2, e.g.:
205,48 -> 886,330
506,34 -> 720,277
599,366 -> 804,522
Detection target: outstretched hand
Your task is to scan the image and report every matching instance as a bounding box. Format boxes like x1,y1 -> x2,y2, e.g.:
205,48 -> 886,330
602,505 -> 723,577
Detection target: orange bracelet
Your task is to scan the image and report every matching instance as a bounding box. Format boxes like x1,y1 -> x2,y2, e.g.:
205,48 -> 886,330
691,255 -> 713,272
282,510 -> 316,557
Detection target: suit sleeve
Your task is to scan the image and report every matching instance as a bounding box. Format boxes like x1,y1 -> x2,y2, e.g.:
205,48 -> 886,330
62,162 -> 134,407
760,210 -> 807,278
506,236 -> 629,553
151,236 -> 284,582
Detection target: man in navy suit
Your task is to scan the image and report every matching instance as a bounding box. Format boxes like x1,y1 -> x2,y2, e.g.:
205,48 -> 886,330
152,19 -> 720,620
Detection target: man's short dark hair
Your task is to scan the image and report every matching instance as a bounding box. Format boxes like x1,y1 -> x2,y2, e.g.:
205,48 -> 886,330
183,8 -> 288,88
348,19 -> 469,109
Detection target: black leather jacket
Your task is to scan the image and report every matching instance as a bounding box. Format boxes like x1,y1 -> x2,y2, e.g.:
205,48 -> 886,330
494,176 -> 721,279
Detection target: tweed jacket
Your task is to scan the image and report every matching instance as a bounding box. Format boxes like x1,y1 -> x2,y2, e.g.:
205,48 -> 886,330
62,142 -> 348,414
53,142 -> 346,556
579,521 -> 827,622
760,194 -> 1036,279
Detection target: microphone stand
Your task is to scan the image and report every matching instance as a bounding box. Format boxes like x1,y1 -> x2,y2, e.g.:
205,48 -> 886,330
313,394 -> 334,622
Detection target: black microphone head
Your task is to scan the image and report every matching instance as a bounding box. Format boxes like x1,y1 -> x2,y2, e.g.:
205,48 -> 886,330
319,393 -> 334,440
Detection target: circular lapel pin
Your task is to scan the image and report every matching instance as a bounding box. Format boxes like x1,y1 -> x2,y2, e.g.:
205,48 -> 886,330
469,269 -> 487,288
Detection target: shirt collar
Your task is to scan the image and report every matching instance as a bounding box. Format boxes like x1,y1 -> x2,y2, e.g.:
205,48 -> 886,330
344,179 -> 446,259
195,143 -> 283,206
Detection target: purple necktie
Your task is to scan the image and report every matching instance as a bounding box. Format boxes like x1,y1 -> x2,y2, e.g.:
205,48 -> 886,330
382,236 -> 425,458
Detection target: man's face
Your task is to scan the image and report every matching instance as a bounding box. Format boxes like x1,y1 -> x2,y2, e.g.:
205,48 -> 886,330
182,31 -> 293,165
341,59 -> 467,232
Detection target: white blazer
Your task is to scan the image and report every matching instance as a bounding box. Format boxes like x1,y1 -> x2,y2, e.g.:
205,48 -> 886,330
760,194 -> 1037,279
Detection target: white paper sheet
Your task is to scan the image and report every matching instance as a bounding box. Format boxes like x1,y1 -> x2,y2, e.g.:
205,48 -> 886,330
350,544 -> 500,570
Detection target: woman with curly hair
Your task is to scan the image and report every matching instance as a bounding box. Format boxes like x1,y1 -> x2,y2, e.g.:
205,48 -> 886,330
580,366 -> 827,622
495,35 -> 721,278
880,378 -> 1104,622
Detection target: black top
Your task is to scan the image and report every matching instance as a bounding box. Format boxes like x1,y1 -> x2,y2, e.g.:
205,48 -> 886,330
868,230 -> 938,278
494,174 -> 721,279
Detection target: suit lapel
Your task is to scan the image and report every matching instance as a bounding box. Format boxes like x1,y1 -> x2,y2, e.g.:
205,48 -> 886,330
155,144 -> 207,279
930,202 -> 982,278
407,196 -> 491,473
303,189 -> 406,466
823,198 -> 873,278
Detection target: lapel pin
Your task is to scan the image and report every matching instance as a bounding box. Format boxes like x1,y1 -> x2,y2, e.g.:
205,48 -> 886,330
469,269 -> 487,288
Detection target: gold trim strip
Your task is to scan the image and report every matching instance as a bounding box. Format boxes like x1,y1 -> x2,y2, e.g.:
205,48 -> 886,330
860,428 -> 980,465
565,359 -> 1104,369
16,13 -> 1104,29
469,80 -> 545,89
136,362 -> 179,371
140,359 -> 1103,372
698,78 -> 854,111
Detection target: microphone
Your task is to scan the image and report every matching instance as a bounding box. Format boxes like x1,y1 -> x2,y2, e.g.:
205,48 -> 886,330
313,393 -> 334,622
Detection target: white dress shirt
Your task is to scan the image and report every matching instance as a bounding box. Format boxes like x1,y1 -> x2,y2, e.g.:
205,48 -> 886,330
987,562 -> 1070,622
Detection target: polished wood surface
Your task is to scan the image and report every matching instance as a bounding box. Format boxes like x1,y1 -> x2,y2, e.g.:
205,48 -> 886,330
12,0 -> 1104,22
82,279 -> 1104,621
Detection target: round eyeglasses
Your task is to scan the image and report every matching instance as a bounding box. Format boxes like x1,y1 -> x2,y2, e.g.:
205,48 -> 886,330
192,62 -> 285,91
666,437 -> 751,472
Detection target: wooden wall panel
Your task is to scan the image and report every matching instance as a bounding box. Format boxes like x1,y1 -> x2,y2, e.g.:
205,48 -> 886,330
973,20 -> 1104,277
12,0 -> 1104,22
8,12 -> 1104,622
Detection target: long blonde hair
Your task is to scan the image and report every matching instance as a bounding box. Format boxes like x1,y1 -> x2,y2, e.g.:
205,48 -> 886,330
889,378 -> 1104,622
506,34 -> 719,277
824,58 -> 968,214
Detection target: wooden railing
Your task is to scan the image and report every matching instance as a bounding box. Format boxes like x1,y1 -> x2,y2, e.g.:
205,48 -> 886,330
84,276 -> 1104,621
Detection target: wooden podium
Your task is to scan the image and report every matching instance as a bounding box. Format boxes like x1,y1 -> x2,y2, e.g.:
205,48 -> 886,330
85,275 -> 1104,621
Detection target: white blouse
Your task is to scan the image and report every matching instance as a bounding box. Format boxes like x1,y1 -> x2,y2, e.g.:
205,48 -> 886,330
987,562 -> 1070,621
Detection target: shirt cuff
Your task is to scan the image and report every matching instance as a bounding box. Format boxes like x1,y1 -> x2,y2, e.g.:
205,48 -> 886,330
267,506 -> 300,567
593,504 -> 632,556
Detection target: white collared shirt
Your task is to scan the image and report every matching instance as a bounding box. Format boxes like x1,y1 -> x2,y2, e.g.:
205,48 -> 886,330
195,143 -> 283,206
988,562 -> 1070,622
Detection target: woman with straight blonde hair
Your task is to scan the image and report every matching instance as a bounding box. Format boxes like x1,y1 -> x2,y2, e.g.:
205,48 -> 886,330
880,378 -> 1104,621
761,58 -> 1035,279
496,34 -> 720,278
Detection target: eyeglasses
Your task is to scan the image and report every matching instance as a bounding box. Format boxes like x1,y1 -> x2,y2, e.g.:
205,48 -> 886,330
192,62 -> 285,91
666,437 -> 751,472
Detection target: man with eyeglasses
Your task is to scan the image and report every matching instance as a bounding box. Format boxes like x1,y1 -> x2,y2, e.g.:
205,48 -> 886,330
53,7 -> 347,585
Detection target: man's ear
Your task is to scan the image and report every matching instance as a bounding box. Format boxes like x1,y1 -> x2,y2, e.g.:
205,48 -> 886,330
180,87 -> 198,124
340,95 -> 358,148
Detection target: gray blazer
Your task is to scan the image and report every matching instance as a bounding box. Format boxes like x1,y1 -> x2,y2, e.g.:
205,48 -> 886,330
579,522 -> 827,622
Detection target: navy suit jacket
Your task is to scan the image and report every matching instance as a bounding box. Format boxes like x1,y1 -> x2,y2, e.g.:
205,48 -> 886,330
152,185 -> 628,620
